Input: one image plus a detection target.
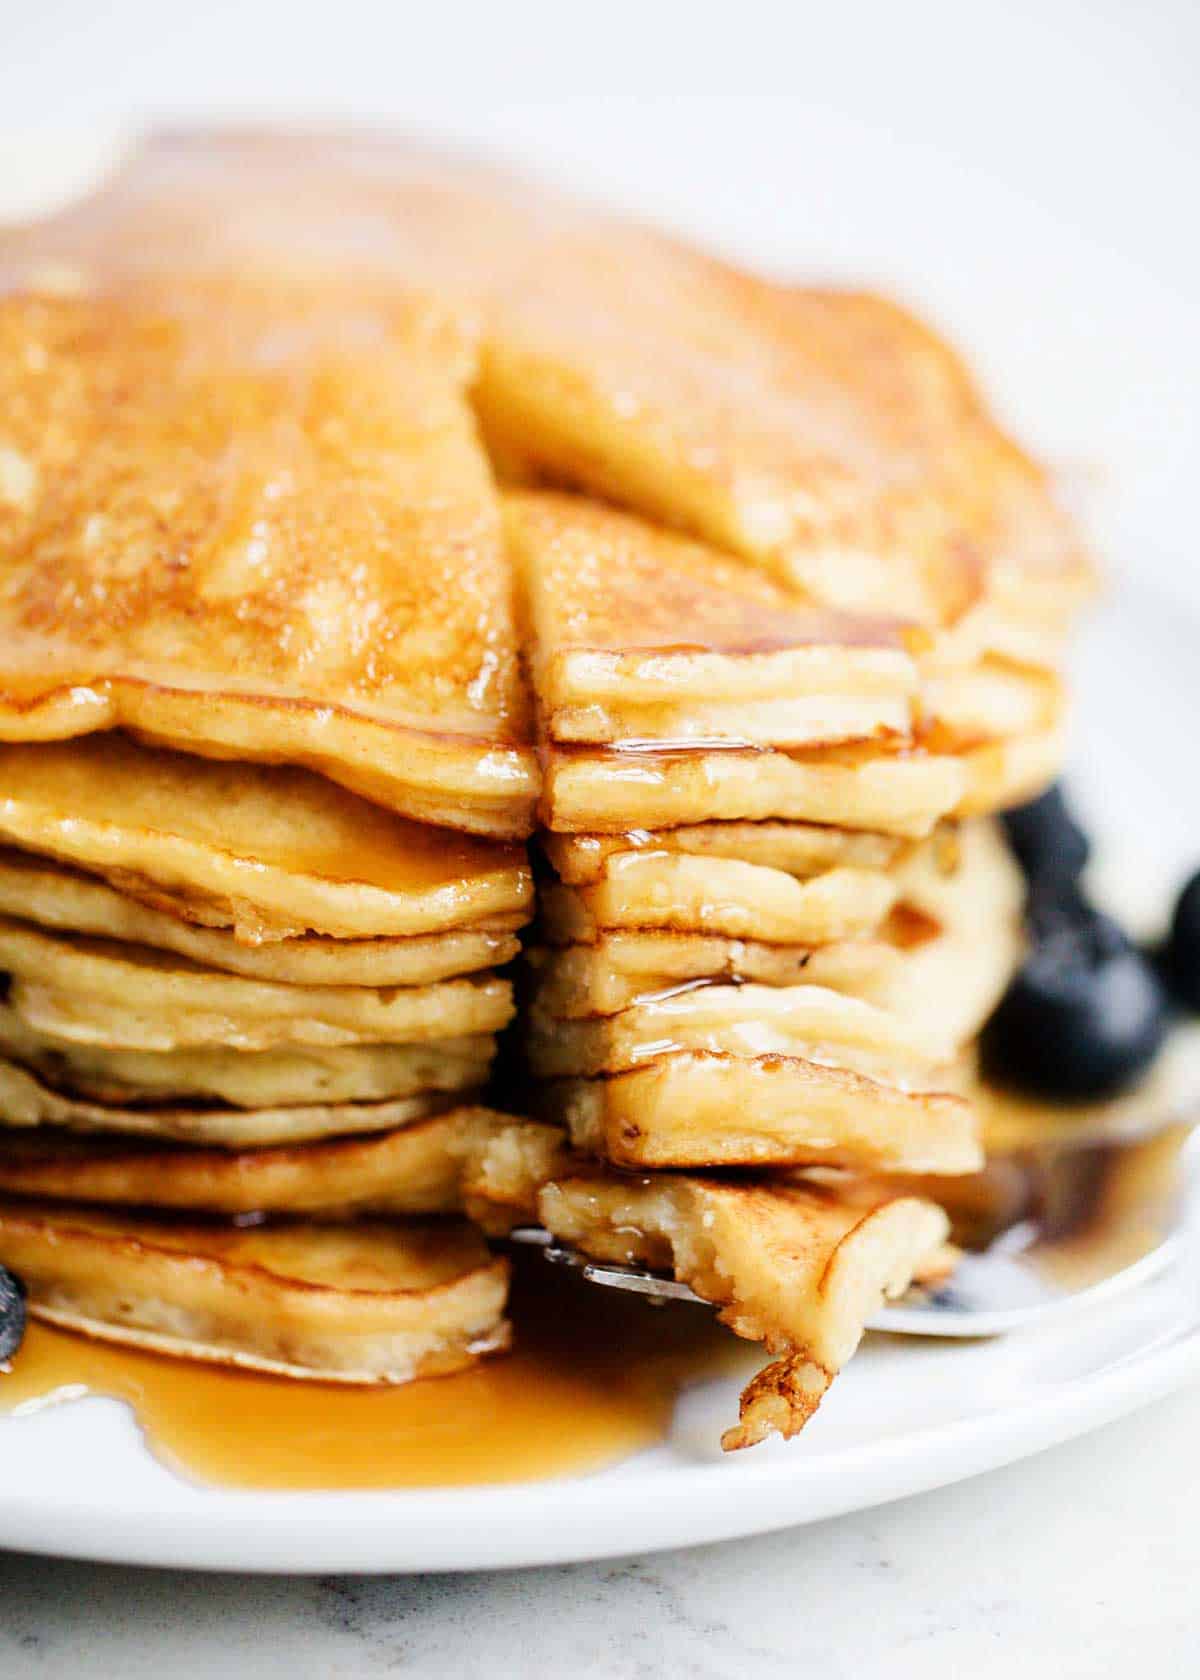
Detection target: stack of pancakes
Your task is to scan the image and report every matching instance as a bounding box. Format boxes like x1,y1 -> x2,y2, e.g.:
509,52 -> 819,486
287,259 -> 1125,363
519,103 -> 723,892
0,130 -> 1093,1447
0,289 -> 566,1382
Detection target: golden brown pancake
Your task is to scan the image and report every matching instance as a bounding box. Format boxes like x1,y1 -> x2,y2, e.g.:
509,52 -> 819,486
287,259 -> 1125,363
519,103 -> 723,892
527,820 -> 1017,1175
0,290 -> 536,837
540,739 -> 967,836
0,847 -> 520,985
539,1051 -> 980,1175
538,1170 -> 950,1448
509,490 -> 917,749
6,128 -> 1093,673
0,917 -> 514,1052
0,737 -> 531,941
0,1201 -> 511,1381
0,1002 -> 493,1116
537,857 -> 899,947
526,933 -> 838,1017
531,818 -> 1020,1031
0,1053 -> 480,1148
542,821 -> 910,885
526,983 -> 948,1084
0,1107 -> 567,1233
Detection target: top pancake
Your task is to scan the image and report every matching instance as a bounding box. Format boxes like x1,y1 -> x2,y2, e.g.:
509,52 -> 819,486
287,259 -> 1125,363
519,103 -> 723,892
0,128 -> 1089,844
10,130 -> 1094,667
0,288 -> 535,837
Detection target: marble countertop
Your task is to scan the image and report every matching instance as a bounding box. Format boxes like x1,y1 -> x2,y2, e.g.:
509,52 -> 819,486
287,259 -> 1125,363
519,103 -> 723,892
2,1381 -> 1197,1678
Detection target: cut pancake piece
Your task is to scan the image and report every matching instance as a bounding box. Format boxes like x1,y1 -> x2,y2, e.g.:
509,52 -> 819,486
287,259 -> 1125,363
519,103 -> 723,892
537,1170 -> 950,1448
0,918 -> 514,1052
530,821 -> 1021,1039
0,1201 -> 511,1382
0,1007 -> 493,1115
509,490 -> 916,748
527,983 -> 950,1084
0,737 -> 531,942
478,260 -> 1094,640
541,740 -> 965,836
538,854 -> 899,946
0,1107 -> 568,1233
0,849 -> 520,986
542,821 -> 909,886
541,1050 -> 980,1174
0,292 -> 536,836
0,1055 -> 475,1148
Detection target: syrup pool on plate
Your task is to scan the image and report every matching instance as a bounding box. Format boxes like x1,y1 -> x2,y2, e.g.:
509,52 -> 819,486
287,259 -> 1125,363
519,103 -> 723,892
0,1258 -> 748,1491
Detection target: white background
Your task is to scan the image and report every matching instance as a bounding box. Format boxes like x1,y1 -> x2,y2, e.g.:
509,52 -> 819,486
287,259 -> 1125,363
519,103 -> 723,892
0,3 -> 1198,1673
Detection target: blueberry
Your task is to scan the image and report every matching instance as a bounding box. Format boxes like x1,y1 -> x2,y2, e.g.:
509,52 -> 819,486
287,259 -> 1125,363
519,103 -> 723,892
982,904 -> 1170,1100
1163,869 -> 1200,1012
1001,783 -> 1090,886
0,1264 -> 25,1364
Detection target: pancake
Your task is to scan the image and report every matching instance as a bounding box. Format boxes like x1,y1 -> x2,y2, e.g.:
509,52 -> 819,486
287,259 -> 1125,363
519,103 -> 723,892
477,244 -> 1095,644
532,818 -> 1019,1031
0,1107 -> 567,1233
0,849 -> 520,986
0,291 -> 537,837
527,983 -> 948,1084
542,821 -> 909,885
509,490 -> 916,748
537,857 -> 899,946
540,739 -> 966,836
0,1006 -> 493,1114
538,1170 -> 951,1448
0,130 -> 1091,669
526,933 -> 848,1017
0,1055 -> 477,1148
0,918 -> 513,1052
525,912 -> 947,1021
0,1201 -> 511,1381
540,1051 -> 980,1174
529,819 -> 1018,1171
0,737 -> 531,941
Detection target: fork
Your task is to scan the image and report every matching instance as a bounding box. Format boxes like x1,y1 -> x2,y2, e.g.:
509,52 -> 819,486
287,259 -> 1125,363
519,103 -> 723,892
510,1122 -> 1199,1338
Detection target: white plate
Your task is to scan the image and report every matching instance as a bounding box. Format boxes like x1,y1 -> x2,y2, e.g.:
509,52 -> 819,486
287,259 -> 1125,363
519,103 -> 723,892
0,582 -> 1197,1574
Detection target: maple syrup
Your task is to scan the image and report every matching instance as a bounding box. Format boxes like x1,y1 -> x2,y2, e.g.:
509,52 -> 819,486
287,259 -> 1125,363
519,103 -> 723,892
0,1257 -> 747,1491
